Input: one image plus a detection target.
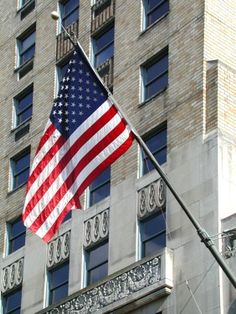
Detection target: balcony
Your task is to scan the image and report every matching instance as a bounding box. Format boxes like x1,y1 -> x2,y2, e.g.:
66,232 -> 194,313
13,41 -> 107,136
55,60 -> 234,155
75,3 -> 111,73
97,57 -> 114,91
91,0 -> 115,34
37,248 -> 173,314
56,20 -> 79,62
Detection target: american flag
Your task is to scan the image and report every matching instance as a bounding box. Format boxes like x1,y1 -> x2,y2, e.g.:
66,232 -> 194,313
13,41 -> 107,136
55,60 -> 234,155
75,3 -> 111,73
22,47 -> 133,242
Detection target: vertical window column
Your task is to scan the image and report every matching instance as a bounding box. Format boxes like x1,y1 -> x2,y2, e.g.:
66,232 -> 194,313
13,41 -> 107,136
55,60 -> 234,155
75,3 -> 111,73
141,125 -> 167,175
86,241 -> 108,286
2,288 -> 22,314
7,217 -> 26,254
48,262 -> 69,305
10,148 -> 30,190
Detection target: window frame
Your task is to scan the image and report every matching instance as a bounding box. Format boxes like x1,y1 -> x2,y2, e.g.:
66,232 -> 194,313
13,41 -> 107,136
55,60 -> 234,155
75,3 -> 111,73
93,24 -> 114,68
7,217 -> 26,255
89,167 -> 111,207
139,211 -> 166,258
13,85 -> 33,128
143,0 -> 169,30
59,0 -> 80,29
141,124 -> 167,176
48,261 -> 69,306
10,148 -> 30,191
17,27 -> 36,68
141,48 -> 168,103
2,287 -> 22,314
85,241 -> 109,286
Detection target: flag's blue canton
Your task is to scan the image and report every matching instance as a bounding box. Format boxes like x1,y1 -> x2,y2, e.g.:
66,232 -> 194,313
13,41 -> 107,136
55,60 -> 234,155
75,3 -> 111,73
50,50 -> 108,138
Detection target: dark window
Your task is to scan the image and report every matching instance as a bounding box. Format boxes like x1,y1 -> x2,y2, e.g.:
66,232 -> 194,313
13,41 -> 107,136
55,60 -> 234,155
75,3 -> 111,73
58,61 -> 70,87
140,212 -> 166,257
11,149 -> 30,190
63,210 -> 72,223
86,241 -> 108,285
8,217 -> 26,254
144,0 -> 169,28
89,167 -> 110,206
2,288 -> 22,314
48,262 -> 69,305
18,29 -> 35,66
93,26 -> 114,67
21,0 -> 31,6
61,0 -> 80,28
142,126 -> 167,175
14,87 -> 33,127
143,50 -> 168,101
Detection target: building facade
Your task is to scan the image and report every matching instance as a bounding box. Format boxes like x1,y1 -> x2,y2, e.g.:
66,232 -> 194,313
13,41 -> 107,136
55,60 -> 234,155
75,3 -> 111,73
0,0 -> 236,313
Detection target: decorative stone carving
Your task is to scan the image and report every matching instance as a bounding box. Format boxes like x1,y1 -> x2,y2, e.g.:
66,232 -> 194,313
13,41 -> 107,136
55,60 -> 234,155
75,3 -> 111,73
138,178 -> 166,219
47,231 -> 70,268
1,258 -> 24,293
84,209 -> 109,248
45,256 -> 162,314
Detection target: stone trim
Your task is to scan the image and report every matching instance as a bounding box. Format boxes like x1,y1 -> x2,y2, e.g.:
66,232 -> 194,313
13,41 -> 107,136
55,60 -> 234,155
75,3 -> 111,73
37,248 -> 173,314
138,178 -> 166,220
47,231 -> 71,269
1,258 -> 24,293
84,209 -> 109,248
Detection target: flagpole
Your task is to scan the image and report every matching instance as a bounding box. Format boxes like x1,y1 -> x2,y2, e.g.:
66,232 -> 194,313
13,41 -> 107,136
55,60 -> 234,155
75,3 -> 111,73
51,12 -> 236,288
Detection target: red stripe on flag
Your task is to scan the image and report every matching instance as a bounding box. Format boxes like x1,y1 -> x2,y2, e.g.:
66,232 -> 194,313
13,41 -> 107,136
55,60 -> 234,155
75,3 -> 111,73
23,105 -> 118,221
42,132 -> 133,242
28,120 -> 129,234
35,123 -> 56,156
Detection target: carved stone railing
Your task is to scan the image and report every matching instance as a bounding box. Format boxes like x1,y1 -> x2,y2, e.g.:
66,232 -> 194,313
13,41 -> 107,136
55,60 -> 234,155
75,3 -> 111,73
91,0 -> 115,34
36,248 -> 173,314
97,57 -> 114,91
56,20 -> 79,61
47,231 -> 71,269
138,178 -> 166,220
1,258 -> 24,293
84,209 -> 109,248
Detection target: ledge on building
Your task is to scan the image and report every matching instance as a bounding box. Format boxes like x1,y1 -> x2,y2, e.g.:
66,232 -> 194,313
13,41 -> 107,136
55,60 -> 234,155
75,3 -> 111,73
36,247 -> 173,314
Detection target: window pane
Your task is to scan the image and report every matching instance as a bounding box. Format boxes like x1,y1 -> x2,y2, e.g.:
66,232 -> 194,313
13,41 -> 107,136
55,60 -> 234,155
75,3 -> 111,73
17,92 -> 33,113
11,219 -> 25,238
95,45 -> 114,67
142,213 -> 166,240
142,127 -> 167,174
21,31 -> 35,52
146,55 -> 168,83
14,168 -> 29,188
9,218 -> 26,253
90,182 -> 110,205
17,107 -> 33,125
143,233 -> 166,256
64,0 -> 79,15
88,262 -> 108,285
90,168 -> 110,206
4,289 -> 22,313
14,153 -> 30,173
145,128 -> 166,152
11,235 -> 26,253
51,282 -> 68,304
148,0 -> 163,10
91,168 -> 110,189
95,27 -> 114,52
148,1 -> 169,26
146,72 -> 168,98
63,10 -> 79,27
87,242 -> 108,269
51,264 -> 69,289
